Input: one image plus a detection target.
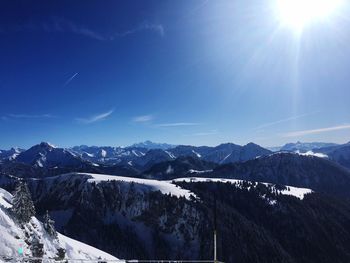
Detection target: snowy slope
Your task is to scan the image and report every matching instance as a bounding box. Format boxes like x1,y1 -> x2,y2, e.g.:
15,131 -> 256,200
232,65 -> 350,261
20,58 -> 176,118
15,142 -> 84,168
84,173 -> 194,199
0,148 -> 24,161
0,187 -> 120,262
172,177 -> 313,200
77,173 -> 312,200
296,150 -> 328,158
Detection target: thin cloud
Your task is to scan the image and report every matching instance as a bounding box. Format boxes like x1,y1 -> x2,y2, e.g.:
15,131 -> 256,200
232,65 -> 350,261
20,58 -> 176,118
2,114 -> 55,120
49,17 -> 107,40
114,22 -> 164,38
76,109 -> 114,124
132,115 -> 154,123
254,112 -> 319,130
282,124 -> 350,137
63,72 -> 78,87
191,130 -> 219,136
5,18 -> 164,41
155,122 -> 201,127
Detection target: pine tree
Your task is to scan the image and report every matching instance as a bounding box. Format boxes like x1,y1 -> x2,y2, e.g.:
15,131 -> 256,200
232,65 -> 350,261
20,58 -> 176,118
43,210 -> 57,238
31,235 -> 44,261
12,181 -> 36,224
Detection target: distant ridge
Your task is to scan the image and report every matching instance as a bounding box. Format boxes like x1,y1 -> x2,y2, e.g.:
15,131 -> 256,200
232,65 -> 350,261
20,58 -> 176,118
129,140 -> 177,150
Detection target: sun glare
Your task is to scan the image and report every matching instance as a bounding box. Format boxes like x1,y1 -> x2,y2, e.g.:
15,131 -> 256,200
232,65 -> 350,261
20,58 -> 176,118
276,0 -> 343,31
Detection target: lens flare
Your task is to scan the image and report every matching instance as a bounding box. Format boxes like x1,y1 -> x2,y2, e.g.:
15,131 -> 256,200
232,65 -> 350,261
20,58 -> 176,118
276,0 -> 343,31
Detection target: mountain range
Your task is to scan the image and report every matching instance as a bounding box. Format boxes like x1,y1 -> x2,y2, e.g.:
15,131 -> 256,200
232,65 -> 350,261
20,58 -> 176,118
0,141 -> 271,177
1,139 -> 350,262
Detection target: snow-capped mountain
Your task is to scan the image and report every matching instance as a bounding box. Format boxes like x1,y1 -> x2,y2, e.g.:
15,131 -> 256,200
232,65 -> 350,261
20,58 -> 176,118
0,187 -> 118,261
69,142 -> 272,168
129,140 -> 177,150
70,145 -> 145,164
0,147 -> 24,161
167,143 -> 272,164
15,142 -> 83,168
0,142 -> 139,178
280,141 -> 338,152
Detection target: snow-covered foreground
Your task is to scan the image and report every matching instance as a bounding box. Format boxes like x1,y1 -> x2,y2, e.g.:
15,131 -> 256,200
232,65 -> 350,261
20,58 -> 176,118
79,173 -> 313,200
0,188 -> 120,262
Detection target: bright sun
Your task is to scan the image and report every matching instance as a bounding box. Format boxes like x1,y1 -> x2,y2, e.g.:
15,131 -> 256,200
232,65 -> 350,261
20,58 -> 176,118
276,0 -> 343,31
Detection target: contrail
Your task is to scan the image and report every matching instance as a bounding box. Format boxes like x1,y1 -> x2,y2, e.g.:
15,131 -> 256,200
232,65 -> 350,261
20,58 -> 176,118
76,109 -> 114,124
63,72 -> 78,87
253,111 -> 320,130
282,124 -> 350,137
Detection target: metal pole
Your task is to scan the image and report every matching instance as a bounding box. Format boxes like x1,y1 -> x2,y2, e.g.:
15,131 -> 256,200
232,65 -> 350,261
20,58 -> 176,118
213,196 -> 217,263
214,229 -> 217,263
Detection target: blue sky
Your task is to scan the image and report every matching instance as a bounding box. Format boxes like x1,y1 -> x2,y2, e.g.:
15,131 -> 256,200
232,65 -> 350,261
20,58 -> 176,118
0,0 -> 350,149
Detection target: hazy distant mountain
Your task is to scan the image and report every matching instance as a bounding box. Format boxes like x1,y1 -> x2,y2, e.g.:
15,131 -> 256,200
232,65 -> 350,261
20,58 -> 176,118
280,141 -> 338,152
129,140 -> 177,150
266,146 -> 282,152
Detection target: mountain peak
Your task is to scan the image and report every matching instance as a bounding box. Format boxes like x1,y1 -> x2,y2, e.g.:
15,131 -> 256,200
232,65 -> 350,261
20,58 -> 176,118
245,142 -> 260,147
39,141 -> 56,148
130,141 -> 176,150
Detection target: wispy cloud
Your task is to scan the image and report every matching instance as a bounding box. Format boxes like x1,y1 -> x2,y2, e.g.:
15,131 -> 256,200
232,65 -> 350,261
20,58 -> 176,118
114,22 -> 164,38
76,109 -> 114,124
5,18 -> 164,41
2,113 -> 55,120
253,112 -> 319,130
47,17 -> 107,40
282,124 -> 350,137
132,115 -> 154,123
63,72 -> 78,87
155,122 -> 201,127
190,130 -> 219,136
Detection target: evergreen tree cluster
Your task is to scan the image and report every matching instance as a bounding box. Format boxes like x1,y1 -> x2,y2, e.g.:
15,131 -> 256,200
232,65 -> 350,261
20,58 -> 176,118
11,181 -> 35,224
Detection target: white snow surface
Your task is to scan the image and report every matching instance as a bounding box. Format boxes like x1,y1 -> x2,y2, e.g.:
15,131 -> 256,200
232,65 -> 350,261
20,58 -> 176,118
0,188 -> 120,262
165,151 -> 176,159
81,173 -> 312,200
191,150 -> 202,158
296,150 -> 328,158
188,169 -> 213,174
84,173 -> 194,199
